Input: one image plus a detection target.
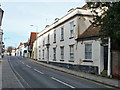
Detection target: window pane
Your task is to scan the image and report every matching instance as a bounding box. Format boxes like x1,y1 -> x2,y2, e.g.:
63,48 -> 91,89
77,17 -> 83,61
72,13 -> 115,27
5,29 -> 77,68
85,44 -> 92,59
70,45 -> 74,60
61,27 -> 64,40
61,47 -> 64,59
70,21 -> 74,37
53,48 -> 56,60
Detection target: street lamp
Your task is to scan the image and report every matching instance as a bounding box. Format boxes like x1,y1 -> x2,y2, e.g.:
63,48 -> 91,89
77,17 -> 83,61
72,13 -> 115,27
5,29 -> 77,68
30,25 -> 38,60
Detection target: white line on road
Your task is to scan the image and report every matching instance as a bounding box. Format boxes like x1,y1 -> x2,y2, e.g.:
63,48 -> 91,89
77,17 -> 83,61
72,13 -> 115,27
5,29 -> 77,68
51,77 -> 75,88
22,62 -> 24,64
26,65 -> 31,68
34,69 -> 44,74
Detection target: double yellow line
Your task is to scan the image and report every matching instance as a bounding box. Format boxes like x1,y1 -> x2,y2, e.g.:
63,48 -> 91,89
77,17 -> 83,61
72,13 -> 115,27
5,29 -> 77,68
8,57 -> 32,89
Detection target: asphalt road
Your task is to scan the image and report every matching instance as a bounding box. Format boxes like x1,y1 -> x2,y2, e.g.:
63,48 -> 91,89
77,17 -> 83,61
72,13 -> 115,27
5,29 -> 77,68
8,56 -> 114,88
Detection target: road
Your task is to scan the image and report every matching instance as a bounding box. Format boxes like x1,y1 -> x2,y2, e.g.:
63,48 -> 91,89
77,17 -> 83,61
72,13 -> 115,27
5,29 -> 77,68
7,56 -> 114,88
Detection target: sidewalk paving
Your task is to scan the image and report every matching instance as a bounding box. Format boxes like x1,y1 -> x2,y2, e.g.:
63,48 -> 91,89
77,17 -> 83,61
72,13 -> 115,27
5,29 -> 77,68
2,57 -> 23,88
27,58 -> 120,88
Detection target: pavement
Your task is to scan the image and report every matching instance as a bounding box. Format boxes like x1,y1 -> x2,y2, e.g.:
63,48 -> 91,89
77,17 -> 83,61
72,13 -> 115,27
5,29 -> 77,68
0,60 -> 2,90
27,57 -> 120,88
2,56 -> 23,88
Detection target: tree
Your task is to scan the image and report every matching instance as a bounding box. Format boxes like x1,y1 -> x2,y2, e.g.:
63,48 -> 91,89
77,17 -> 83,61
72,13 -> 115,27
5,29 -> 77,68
86,1 -> 120,50
7,46 -> 13,55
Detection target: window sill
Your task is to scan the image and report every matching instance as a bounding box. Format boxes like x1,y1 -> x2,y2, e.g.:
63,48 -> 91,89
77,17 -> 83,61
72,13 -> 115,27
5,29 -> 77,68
83,60 -> 93,62
60,59 -> 64,61
69,60 -> 74,62
60,39 -> 64,42
53,59 -> 56,61
69,37 -> 74,39
53,41 -> 56,43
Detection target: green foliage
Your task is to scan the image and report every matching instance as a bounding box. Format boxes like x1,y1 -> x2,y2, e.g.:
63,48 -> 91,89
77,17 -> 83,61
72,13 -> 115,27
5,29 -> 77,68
86,2 -> 120,50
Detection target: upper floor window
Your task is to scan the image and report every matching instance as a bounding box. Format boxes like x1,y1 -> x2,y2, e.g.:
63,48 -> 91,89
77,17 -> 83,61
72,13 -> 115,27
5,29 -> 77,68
70,21 -> 74,38
54,30 -> 56,43
43,39 -> 45,46
48,34 -> 50,44
61,27 -> 64,41
69,45 -> 74,61
85,44 -> 92,60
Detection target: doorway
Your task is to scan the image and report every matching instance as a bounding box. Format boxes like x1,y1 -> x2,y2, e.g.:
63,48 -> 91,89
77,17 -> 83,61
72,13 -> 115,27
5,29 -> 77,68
104,46 -> 108,70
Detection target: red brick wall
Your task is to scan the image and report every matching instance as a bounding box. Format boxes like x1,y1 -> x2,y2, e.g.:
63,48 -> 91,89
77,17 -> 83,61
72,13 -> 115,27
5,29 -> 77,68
112,50 -> 120,80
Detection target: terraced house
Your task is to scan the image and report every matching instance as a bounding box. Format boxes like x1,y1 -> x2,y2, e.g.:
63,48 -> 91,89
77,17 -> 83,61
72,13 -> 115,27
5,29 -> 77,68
33,7 -> 111,76
0,7 -> 4,59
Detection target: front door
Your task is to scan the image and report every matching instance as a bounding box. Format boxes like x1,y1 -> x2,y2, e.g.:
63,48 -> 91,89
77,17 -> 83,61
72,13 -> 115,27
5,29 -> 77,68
104,46 -> 108,70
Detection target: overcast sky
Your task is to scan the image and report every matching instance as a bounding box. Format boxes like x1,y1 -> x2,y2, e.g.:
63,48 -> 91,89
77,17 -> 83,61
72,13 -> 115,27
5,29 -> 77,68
1,1 -> 86,49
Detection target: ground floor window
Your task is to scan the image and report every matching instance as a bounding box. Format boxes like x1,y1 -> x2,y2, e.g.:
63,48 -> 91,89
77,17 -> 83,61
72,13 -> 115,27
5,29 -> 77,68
69,45 -> 74,61
85,43 -> 92,60
60,46 -> 64,60
42,49 -> 44,59
39,50 -> 41,59
53,48 -> 56,60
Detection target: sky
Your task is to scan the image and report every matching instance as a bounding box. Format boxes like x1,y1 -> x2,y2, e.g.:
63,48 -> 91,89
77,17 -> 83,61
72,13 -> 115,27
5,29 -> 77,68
1,1 -> 86,49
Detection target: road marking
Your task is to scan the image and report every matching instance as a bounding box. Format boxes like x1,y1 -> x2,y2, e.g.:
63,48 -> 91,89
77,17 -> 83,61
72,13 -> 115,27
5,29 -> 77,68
26,65 -> 31,68
51,77 -> 75,88
8,57 -> 24,88
22,62 -> 24,64
34,69 -> 44,74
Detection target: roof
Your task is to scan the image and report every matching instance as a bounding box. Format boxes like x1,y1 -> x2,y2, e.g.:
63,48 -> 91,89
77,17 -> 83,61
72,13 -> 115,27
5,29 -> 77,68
82,4 -> 88,9
24,42 -> 28,47
78,25 -> 101,39
30,32 -> 39,43
37,6 -> 93,38
0,8 -> 4,26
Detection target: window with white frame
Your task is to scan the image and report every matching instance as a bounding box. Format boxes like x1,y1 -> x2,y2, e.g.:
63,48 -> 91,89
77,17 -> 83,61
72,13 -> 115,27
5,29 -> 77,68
85,44 -> 92,60
39,50 -> 41,59
53,48 -> 56,60
42,49 -> 44,59
54,30 -> 56,43
61,27 -> 64,40
69,45 -> 74,61
43,39 -> 45,46
60,46 -> 64,60
70,21 -> 74,38
48,34 -> 50,44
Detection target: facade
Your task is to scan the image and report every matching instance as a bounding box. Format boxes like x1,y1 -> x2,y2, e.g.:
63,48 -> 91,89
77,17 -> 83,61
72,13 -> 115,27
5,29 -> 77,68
11,50 -> 15,56
33,39 -> 37,60
23,42 -> 28,57
15,43 -> 24,56
28,32 -> 38,58
32,7 -> 112,76
0,8 -> 4,59
15,42 -> 29,57
34,8 -> 103,74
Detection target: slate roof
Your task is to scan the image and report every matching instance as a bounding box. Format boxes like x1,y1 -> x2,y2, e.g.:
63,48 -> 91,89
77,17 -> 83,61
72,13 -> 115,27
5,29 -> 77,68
0,8 -> 4,26
79,25 -> 101,39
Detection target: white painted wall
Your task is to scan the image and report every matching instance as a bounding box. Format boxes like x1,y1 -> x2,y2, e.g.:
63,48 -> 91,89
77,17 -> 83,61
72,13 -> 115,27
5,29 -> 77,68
32,8 -> 104,74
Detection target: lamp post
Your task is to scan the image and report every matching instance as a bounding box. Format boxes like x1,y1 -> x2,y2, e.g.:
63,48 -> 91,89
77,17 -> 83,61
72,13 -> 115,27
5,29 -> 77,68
30,25 -> 38,60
